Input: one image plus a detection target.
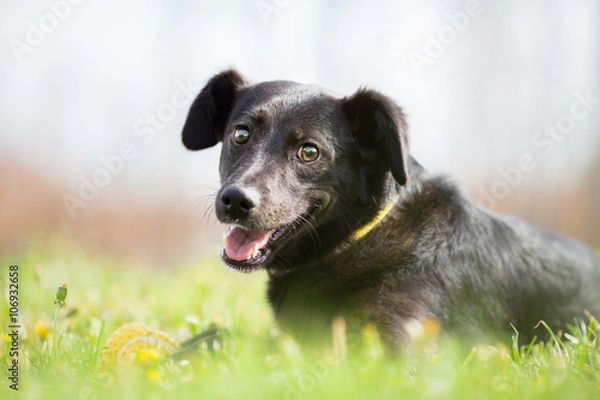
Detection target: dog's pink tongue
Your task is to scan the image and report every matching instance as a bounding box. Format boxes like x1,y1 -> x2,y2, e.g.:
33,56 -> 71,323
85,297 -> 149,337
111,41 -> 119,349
225,226 -> 272,261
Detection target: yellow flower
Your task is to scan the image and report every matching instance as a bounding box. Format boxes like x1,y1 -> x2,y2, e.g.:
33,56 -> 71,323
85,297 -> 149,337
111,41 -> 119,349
100,322 -> 181,370
35,321 -> 50,340
137,348 -> 159,364
146,369 -> 161,382
361,324 -> 379,342
422,318 -> 442,335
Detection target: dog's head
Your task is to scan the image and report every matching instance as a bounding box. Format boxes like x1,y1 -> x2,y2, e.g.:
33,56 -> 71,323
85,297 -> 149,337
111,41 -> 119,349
182,69 -> 410,272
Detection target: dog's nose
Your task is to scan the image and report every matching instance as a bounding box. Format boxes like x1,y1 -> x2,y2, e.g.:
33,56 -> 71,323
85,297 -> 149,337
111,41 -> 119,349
219,185 -> 256,220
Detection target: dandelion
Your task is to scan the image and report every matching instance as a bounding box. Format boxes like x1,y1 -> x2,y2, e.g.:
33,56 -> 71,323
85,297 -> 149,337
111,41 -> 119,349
361,323 -> 379,342
146,369 -> 161,383
360,324 -> 384,360
406,318 -> 442,356
137,348 -> 159,364
2,333 -> 10,353
35,321 -> 50,340
54,283 -> 68,308
422,318 -> 442,335
52,283 -> 68,353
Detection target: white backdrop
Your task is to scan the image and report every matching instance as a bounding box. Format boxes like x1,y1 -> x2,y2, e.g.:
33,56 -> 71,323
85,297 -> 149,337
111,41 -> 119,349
1,0 -> 599,213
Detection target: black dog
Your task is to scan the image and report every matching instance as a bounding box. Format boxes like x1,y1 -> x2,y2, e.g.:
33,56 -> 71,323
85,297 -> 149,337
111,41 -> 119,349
182,69 -> 600,349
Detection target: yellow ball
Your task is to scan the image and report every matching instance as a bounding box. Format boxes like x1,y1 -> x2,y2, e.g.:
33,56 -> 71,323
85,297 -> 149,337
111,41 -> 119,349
100,322 -> 181,369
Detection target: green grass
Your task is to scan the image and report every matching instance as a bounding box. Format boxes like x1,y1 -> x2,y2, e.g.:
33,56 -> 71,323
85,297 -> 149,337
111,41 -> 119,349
1,240 -> 599,399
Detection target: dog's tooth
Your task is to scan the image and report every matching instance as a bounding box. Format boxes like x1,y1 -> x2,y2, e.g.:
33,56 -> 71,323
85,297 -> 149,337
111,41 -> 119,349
251,243 -> 259,258
223,233 -> 228,246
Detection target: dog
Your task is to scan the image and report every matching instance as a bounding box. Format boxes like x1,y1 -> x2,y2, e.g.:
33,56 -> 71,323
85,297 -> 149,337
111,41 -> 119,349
181,69 -> 600,350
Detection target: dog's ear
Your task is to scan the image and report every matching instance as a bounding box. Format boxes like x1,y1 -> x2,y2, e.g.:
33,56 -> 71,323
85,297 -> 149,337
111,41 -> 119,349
182,69 -> 248,150
341,88 -> 409,185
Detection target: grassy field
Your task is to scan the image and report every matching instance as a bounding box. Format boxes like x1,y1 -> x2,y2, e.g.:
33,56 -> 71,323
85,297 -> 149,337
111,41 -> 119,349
1,240 -> 599,399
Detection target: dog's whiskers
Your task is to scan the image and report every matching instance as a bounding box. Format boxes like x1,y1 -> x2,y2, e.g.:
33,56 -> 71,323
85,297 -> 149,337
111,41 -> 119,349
185,190 -> 220,237
298,214 -> 321,249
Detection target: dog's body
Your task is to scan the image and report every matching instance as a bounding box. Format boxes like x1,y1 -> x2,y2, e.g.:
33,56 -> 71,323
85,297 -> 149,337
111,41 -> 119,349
182,69 -> 600,349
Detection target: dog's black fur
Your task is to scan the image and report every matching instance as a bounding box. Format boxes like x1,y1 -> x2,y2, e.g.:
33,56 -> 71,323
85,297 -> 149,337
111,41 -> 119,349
182,69 -> 600,349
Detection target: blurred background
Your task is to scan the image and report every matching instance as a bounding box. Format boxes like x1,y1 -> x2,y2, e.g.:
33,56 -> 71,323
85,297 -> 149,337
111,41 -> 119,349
1,0 -> 599,267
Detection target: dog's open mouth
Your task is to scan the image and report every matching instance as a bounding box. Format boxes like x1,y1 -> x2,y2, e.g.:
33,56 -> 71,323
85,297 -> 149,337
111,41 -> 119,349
221,205 -> 321,271
224,226 -> 272,262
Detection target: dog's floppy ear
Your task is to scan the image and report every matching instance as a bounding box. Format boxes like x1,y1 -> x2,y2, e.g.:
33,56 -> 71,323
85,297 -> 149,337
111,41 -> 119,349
182,69 -> 248,150
341,88 -> 409,185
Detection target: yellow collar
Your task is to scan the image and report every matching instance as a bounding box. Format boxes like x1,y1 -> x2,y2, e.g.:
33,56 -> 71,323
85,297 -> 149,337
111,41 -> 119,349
350,193 -> 400,242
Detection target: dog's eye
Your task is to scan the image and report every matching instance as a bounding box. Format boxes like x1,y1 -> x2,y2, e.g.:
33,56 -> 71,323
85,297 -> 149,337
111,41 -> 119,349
233,126 -> 250,144
298,144 -> 319,162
